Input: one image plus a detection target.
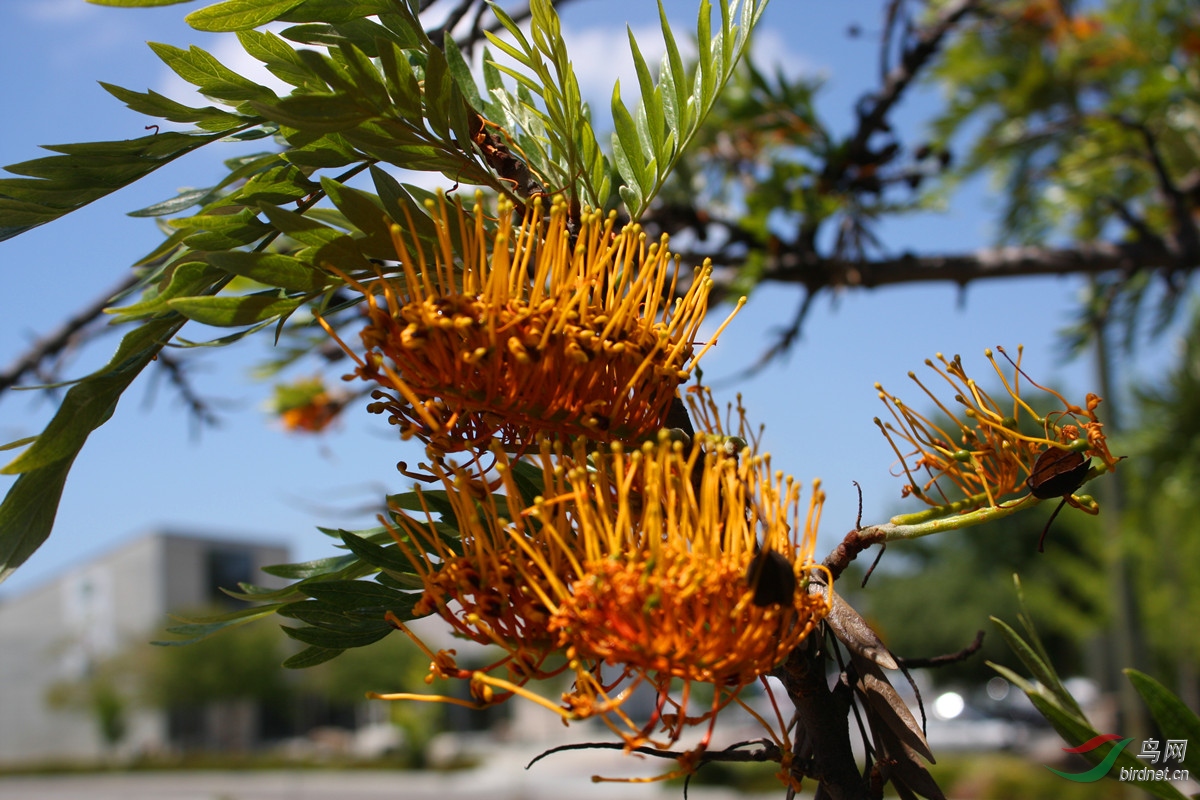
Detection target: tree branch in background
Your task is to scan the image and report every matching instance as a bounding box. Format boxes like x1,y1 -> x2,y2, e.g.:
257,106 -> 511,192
0,274 -> 138,396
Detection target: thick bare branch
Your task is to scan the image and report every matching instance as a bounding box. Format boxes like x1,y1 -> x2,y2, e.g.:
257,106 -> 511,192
698,239 -> 1185,297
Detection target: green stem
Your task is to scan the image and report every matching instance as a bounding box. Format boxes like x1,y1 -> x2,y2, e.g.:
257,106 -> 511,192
882,494 -> 1039,541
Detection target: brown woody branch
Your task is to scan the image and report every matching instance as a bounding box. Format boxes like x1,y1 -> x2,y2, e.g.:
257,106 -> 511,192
691,239 -> 1185,301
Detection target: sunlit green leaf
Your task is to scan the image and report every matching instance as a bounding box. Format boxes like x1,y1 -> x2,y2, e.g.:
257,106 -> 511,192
149,42 -> 276,103
0,131 -> 229,241
206,251 -> 330,292
168,293 -> 302,326
186,0 -> 305,32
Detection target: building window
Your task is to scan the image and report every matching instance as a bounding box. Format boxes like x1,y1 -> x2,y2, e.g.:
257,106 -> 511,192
205,549 -> 254,607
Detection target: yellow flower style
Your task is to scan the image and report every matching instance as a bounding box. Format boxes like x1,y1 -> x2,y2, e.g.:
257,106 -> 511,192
322,192 -> 741,452
874,346 -> 1119,511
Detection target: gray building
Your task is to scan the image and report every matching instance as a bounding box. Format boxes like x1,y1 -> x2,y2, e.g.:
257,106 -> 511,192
0,530 -> 288,765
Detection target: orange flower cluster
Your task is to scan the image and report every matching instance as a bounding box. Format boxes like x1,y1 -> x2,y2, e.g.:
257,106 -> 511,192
311,188 -> 825,787
874,346 -> 1119,511
272,377 -> 346,434
321,192 -> 740,451
372,395 -> 829,782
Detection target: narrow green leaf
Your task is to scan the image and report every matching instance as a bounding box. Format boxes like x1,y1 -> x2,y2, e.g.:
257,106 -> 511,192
627,30 -> 665,159
3,317 -> 180,475
0,131 -> 228,240
444,33 -> 484,111
377,40 -> 422,118
128,187 -> 213,217
280,622 -> 390,649
168,293 -> 301,326
989,615 -> 1075,711
237,29 -> 323,91
154,603 -> 284,645
283,133 -> 360,168
658,0 -> 689,130
1126,669 -> 1200,774
282,644 -> 345,668
0,459 -> 75,585
0,316 -> 184,580
339,530 -> 413,575
302,579 -> 416,611
277,0 -> 393,24
100,82 -> 244,129
234,163 -> 318,205
319,177 -> 393,255
206,251 -> 330,292
186,0 -> 306,32
107,261 -> 225,321
250,94 -> 373,133
611,81 -> 646,177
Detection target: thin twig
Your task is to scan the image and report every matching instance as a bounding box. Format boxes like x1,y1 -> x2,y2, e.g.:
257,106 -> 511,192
526,738 -> 782,770
896,630 -> 985,669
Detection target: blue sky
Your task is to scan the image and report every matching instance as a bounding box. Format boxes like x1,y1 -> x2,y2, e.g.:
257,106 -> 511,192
0,0 -> 1163,599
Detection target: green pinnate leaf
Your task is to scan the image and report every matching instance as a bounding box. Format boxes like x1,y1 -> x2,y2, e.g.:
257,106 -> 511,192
128,187 -> 215,217
148,42 -> 277,103
280,622 -> 391,649
237,29 -> 326,91
0,317 -> 187,580
253,93 -> 373,133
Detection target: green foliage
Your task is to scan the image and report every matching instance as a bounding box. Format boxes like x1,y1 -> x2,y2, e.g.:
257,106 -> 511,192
930,0 -> 1200,247
989,576 -> 1192,800
608,0 -> 768,218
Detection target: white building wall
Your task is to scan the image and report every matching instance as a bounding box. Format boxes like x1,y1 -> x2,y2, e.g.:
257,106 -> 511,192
0,531 -> 287,766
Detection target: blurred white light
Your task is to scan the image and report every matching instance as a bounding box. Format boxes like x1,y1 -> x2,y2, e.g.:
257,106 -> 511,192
933,691 -> 965,720
986,676 -> 1010,701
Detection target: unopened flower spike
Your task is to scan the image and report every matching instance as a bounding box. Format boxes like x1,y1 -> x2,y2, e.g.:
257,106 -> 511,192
319,191 -> 744,452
